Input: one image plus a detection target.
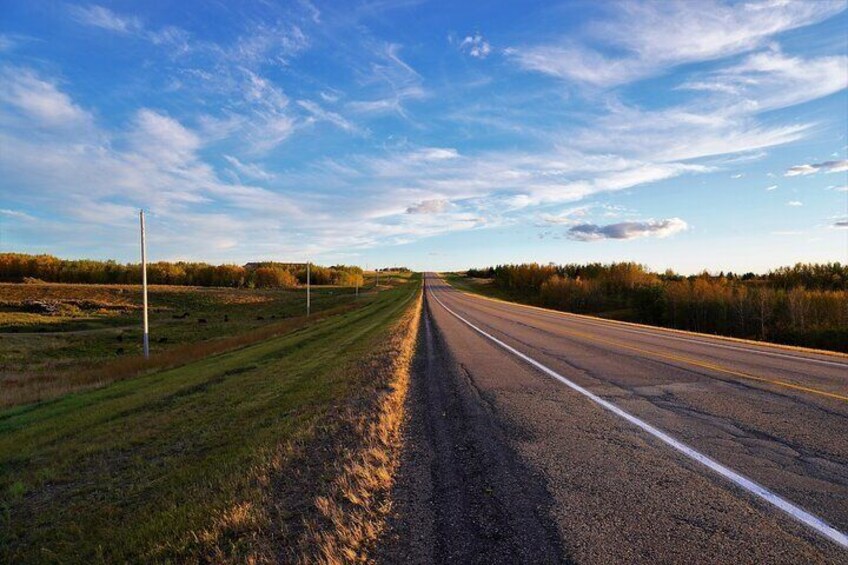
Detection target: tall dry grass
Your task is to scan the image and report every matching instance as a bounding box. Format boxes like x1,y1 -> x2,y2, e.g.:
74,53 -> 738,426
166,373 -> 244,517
295,290 -> 421,564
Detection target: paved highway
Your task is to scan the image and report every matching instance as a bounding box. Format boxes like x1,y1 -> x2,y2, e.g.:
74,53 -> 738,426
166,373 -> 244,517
379,273 -> 848,563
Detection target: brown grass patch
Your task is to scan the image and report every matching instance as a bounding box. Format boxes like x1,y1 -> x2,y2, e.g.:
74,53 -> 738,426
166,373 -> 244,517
290,289 -> 422,563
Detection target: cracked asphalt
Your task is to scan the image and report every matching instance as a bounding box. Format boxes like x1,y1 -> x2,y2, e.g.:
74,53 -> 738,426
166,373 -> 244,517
378,274 -> 848,563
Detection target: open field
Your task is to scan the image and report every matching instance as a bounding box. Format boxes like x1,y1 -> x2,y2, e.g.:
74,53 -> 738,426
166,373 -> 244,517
0,273 -> 421,563
0,272 -> 405,406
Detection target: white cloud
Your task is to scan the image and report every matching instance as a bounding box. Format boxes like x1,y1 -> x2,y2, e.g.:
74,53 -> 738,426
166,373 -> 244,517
508,0 -> 844,86
0,34 -> 23,53
785,159 -> 848,176
765,184 -> 778,191
227,23 -> 309,66
572,101 -> 812,162
539,205 -> 592,225
299,0 -> 321,24
406,199 -> 450,214
347,43 -> 426,117
680,49 -> 848,112
0,208 -> 35,220
130,109 -> 201,165
787,200 -> 803,206
319,90 -> 341,103
0,67 -> 92,126
567,218 -> 688,241
223,155 -> 275,181
297,100 -> 359,133
460,33 -> 491,59
407,147 -> 460,161
69,4 -> 142,34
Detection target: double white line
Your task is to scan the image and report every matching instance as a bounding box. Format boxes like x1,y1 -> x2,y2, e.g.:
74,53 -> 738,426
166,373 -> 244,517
428,286 -> 848,549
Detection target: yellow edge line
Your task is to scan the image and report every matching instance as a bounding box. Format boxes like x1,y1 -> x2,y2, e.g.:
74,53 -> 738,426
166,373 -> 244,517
436,275 -> 848,403
440,274 -> 848,360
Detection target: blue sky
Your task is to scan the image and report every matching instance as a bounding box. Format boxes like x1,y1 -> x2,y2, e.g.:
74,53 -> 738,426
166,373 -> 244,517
0,0 -> 846,273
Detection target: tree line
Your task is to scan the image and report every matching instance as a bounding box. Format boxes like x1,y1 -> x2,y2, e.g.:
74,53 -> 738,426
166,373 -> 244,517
0,254 -> 364,289
465,262 -> 848,351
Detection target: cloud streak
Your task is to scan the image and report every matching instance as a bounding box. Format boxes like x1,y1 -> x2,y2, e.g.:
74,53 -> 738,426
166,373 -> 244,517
785,160 -> 848,176
567,218 -> 688,241
507,0 -> 845,86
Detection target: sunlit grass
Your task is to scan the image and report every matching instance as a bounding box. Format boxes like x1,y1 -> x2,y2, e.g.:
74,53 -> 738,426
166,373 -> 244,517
0,275 -> 420,563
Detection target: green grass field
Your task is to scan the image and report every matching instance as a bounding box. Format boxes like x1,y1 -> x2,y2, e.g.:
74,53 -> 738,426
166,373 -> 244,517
1,273 -> 406,406
0,273 -> 420,563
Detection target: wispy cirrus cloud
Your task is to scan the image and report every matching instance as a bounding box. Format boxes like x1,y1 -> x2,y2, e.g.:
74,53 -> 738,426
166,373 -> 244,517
223,155 -> 275,182
507,0 -> 845,87
297,100 -> 360,133
679,49 -> 848,112
538,205 -> 593,225
69,4 -> 142,34
347,43 -> 427,117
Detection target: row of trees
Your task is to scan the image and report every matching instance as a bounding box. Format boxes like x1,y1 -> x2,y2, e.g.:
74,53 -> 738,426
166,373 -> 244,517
0,254 -> 365,289
466,262 -> 848,351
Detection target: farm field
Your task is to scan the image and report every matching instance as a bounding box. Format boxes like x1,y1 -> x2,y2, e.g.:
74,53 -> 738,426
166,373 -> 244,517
0,273 -> 405,406
0,273 -> 421,563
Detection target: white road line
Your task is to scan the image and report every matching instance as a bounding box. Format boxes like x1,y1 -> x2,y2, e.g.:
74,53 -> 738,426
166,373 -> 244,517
454,283 -> 848,369
428,287 -> 848,549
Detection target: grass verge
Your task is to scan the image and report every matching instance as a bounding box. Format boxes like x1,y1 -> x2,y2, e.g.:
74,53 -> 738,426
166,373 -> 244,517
1,281 -> 379,407
0,274 -> 421,563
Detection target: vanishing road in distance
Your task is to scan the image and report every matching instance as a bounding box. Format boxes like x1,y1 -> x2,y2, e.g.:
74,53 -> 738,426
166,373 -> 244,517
380,273 -> 848,563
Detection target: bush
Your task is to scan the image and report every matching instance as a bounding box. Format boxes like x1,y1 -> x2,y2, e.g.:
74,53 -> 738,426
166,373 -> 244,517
253,267 -> 298,289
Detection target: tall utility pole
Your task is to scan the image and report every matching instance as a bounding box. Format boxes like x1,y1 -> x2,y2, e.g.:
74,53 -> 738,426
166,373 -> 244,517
140,209 -> 149,359
306,261 -> 311,316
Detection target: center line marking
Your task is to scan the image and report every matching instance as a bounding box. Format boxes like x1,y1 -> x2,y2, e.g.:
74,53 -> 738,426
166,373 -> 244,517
428,285 -> 848,549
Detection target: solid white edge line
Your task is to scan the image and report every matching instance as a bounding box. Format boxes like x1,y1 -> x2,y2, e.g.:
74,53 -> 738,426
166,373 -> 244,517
428,285 -> 848,549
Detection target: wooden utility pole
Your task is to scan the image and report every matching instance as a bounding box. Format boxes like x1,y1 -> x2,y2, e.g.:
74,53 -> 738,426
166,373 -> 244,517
140,210 -> 149,359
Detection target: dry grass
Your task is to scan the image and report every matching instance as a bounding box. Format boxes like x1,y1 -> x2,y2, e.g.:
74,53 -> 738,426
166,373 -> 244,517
1,302 -> 359,407
188,287 -> 423,564
296,292 -> 421,564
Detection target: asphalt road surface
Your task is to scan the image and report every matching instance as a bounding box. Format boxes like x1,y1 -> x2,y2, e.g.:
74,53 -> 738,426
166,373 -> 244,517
378,273 -> 848,564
